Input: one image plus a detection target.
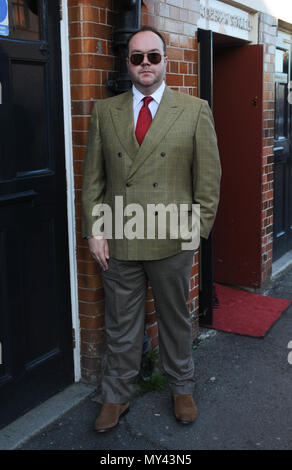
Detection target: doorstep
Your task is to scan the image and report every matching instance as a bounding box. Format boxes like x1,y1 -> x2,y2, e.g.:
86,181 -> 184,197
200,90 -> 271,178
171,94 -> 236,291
272,250 -> 292,280
0,382 -> 95,450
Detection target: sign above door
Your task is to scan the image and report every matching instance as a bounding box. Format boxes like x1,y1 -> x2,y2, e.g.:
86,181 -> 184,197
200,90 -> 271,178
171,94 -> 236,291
198,0 -> 258,43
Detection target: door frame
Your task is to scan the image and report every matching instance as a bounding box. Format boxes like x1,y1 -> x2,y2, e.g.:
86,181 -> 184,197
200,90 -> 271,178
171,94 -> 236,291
273,29 -> 292,262
60,0 -> 80,382
197,28 -> 214,326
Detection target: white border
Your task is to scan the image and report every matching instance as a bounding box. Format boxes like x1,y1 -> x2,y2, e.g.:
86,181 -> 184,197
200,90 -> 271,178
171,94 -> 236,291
60,0 -> 81,382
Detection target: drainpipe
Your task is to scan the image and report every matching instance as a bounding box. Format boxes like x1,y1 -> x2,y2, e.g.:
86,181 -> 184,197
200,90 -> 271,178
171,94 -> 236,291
107,0 -> 141,94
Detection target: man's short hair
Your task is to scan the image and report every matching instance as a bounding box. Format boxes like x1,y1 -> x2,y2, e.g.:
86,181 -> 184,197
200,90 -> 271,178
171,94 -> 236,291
127,26 -> 167,55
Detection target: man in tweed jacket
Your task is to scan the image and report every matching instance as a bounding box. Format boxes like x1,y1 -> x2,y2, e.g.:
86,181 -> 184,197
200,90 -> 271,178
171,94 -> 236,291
82,26 -> 221,432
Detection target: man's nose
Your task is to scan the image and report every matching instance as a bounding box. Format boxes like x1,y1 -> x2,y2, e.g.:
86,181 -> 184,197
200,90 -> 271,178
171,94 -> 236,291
141,53 -> 150,65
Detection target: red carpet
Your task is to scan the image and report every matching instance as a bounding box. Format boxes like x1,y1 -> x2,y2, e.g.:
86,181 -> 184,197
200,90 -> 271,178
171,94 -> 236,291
202,283 -> 291,337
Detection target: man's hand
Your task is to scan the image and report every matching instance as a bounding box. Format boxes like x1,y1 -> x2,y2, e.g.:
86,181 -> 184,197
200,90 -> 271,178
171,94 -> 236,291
88,237 -> 109,271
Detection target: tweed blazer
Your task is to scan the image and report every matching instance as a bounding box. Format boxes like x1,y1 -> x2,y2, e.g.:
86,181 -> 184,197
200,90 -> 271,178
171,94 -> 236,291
81,86 -> 221,260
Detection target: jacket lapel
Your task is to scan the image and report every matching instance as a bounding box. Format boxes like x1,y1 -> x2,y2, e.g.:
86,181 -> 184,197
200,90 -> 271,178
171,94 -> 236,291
127,86 -> 184,179
109,86 -> 184,175
109,89 -> 139,160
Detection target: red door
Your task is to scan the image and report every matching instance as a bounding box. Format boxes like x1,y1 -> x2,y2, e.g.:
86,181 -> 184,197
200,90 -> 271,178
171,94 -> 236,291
213,45 -> 263,288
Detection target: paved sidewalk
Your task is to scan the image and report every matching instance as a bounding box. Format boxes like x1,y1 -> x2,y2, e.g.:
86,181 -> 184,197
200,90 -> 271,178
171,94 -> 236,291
1,266 -> 292,451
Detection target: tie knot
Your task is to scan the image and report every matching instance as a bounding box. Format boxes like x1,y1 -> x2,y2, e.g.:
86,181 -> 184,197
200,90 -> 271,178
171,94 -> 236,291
143,96 -> 153,107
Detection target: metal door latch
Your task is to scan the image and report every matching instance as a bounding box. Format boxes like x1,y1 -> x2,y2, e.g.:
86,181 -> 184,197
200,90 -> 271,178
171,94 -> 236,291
252,96 -> 258,107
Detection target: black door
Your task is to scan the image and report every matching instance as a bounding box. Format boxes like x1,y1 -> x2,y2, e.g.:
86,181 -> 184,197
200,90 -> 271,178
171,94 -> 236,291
0,0 -> 74,429
273,44 -> 292,261
197,29 -> 214,326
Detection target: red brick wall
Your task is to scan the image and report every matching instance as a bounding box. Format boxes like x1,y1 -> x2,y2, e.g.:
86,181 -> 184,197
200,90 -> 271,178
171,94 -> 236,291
68,0 -> 200,382
258,13 -> 277,285
68,0 -> 116,382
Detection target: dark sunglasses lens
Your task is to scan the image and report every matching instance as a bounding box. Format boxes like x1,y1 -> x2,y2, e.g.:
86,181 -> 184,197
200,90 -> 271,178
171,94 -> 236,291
148,52 -> 162,64
130,54 -> 144,65
130,53 -> 162,65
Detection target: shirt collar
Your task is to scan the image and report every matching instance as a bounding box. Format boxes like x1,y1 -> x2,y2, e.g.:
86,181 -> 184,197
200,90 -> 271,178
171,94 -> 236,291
132,81 -> 166,107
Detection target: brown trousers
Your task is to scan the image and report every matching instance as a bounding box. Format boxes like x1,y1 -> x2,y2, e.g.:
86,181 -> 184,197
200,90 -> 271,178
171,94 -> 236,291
101,250 -> 195,403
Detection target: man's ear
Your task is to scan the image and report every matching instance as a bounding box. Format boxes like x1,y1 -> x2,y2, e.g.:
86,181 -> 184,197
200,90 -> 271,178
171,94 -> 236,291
164,55 -> 168,70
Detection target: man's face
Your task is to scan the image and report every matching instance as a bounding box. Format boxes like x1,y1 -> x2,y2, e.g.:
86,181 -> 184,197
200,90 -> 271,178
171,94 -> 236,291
127,31 -> 167,95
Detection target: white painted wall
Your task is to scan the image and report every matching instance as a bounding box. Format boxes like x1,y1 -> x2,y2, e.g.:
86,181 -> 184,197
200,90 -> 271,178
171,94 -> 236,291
224,0 -> 292,24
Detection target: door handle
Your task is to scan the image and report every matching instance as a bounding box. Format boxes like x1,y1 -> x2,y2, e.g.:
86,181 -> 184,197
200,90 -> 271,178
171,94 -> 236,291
252,96 -> 258,107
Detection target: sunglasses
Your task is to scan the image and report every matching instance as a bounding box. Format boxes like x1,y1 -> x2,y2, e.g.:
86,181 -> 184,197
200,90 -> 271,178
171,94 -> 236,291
129,52 -> 163,66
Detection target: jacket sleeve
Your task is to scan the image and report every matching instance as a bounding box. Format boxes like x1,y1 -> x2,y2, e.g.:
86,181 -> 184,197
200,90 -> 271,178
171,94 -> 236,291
193,100 -> 222,239
81,101 -> 106,238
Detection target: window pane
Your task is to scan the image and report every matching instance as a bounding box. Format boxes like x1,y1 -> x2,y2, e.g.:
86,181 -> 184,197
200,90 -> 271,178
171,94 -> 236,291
8,0 -> 40,41
276,48 -> 289,74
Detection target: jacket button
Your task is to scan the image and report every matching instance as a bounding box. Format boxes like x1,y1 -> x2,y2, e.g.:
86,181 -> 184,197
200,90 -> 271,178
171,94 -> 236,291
118,152 -> 122,158
161,152 -> 166,157
153,182 -> 158,188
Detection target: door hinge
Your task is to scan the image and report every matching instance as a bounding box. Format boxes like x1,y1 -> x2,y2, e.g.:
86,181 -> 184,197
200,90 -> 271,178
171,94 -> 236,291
72,328 -> 76,349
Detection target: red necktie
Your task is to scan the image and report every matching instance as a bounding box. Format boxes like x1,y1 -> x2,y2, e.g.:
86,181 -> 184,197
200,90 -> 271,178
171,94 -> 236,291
135,96 -> 153,145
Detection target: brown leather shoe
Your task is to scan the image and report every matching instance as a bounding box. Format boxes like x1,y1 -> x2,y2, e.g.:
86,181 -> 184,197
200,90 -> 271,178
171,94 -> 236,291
94,402 -> 130,432
173,394 -> 197,424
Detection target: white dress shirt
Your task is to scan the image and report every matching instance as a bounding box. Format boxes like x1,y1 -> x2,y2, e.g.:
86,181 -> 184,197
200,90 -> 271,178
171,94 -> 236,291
132,81 -> 166,129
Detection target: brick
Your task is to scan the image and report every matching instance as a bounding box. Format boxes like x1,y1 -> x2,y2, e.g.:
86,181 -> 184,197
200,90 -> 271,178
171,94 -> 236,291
77,258 -> 100,274
69,22 -> 112,40
167,47 -> 184,60
184,49 -> 197,62
145,300 -> 155,313
81,356 -> 102,371
164,18 -> 184,34
159,4 -> 170,17
179,61 -> 187,74
74,174 -> 83,190
72,116 -> 91,131
78,273 -> 103,289
71,100 -> 94,116
79,301 -> 105,317
81,329 -> 106,343
166,73 -> 183,86
70,54 -> 114,70
72,130 -> 89,145
183,0 -> 200,12
169,6 -> 180,20
184,75 -> 197,87
73,160 -> 83,176
146,322 -> 158,339
169,61 -> 179,73
73,146 -> 86,160
79,314 -> 105,329
71,69 -> 101,85
71,85 -> 102,101
70,38 -> 107,54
